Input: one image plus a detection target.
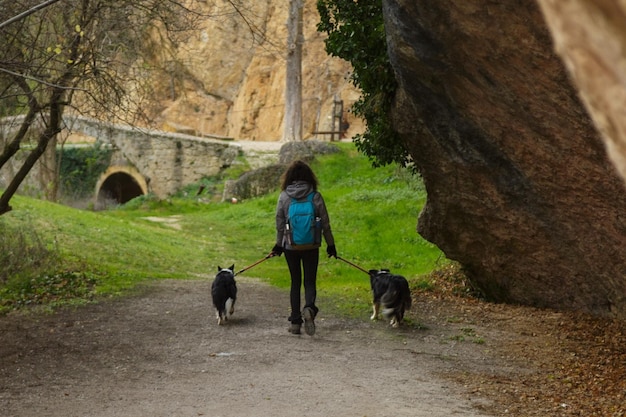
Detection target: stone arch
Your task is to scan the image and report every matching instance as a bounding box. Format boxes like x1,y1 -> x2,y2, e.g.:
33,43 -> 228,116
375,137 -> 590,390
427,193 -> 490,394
95,166 -> 149,209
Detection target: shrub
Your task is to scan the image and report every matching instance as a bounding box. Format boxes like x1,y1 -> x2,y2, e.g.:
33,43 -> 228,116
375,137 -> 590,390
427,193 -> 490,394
0,220 -> 98,313
0,221 -> 59,284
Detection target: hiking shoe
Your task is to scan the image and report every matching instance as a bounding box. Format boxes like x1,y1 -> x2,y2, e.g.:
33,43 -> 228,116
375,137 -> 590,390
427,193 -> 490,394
302,307 -> 315,336
289,323 -> 301,334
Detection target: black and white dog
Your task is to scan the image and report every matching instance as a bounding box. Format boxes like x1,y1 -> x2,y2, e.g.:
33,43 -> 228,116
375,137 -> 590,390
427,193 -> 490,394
211,265 -> 237,325
369,269 -> 412,328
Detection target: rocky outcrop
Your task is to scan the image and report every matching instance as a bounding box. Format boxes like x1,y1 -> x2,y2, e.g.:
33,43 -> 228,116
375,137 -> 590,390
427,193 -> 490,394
383,1 -> 626,318
148,0 -> 364,142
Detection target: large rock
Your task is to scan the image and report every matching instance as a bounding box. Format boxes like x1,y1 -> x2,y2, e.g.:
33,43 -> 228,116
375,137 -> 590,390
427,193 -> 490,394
383,1 -> 626,318
224,140 -> 340,200
223,164 -> 285,201
278,140 -> 339,164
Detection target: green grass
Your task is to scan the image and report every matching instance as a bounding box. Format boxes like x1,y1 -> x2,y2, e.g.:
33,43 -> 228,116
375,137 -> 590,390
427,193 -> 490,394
0,142 -> 448,316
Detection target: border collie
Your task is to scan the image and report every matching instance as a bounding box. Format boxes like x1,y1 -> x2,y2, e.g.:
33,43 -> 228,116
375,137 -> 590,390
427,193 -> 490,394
369,269 -> 412,327
211,265 -> 237,325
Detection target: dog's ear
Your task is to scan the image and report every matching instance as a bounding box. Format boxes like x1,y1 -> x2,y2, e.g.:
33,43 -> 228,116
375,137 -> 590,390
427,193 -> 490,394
229,264 -> 234,272
368,269 -> 378,276
218,266 -> 222,272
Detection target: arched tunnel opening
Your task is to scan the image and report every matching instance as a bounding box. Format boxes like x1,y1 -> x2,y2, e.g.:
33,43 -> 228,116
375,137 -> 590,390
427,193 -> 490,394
97,172 -> 145,205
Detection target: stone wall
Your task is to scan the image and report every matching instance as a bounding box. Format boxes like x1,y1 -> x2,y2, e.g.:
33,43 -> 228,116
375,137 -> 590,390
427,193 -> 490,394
1,115 -> 241,200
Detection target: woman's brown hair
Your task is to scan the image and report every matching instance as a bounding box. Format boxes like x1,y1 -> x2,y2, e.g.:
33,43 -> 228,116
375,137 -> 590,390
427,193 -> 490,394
280,160 -> 319,191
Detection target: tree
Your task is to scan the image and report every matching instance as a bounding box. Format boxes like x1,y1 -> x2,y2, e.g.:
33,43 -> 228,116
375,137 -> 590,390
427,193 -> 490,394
0,0 -> 204,215
317,0 -> 409,168
282,0 -> 304,142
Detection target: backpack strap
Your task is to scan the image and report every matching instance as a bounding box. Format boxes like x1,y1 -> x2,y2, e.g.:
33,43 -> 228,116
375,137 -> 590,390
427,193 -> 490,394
307,192 -> 318,216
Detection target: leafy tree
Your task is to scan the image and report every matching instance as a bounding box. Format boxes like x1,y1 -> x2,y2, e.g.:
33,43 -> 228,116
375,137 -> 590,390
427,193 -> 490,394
0,0 -> 204,215
317,0 -> 409,168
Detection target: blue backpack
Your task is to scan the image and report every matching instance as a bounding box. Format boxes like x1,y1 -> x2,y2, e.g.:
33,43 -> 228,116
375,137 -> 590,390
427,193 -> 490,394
287,192 -> 321,248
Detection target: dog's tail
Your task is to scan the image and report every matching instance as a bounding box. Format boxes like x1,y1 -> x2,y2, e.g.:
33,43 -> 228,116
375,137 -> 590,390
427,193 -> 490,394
382,307 -> 396,319
381,282 -> 412,318
381,290 -> 400,318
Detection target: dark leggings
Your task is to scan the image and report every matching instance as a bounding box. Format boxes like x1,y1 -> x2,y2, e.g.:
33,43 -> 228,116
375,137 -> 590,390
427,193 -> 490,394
284,248 -> 319,324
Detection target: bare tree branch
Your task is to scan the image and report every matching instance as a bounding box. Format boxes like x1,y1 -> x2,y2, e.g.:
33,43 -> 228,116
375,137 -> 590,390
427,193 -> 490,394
0,0 -> 63,30
0,67 -> 82,90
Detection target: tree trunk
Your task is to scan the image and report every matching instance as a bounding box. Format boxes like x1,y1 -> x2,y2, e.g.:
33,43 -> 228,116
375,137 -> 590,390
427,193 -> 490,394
0,110 -> 35,171
0,99 -> 63,215
0,78 -> 39,171
282,0 -> 303,142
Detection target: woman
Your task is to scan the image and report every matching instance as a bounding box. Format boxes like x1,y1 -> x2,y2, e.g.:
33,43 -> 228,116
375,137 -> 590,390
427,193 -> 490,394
271,160 -> 337,336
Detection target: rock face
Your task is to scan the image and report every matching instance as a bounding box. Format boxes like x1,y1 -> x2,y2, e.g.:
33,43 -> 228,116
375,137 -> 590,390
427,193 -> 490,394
148,0 -> 363,142
383,1 -> 626,318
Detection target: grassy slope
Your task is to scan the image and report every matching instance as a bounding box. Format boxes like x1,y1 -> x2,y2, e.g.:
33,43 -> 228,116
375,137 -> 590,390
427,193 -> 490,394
1,142 -> 447,316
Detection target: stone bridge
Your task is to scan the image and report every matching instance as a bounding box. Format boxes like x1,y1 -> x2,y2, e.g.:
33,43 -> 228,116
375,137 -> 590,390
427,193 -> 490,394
2,115 -> 241,206
68,116 -> 240,206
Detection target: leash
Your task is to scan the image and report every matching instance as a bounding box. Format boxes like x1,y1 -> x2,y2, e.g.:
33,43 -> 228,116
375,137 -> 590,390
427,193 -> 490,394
234,254 -> 275,276
336,256 -> 370,275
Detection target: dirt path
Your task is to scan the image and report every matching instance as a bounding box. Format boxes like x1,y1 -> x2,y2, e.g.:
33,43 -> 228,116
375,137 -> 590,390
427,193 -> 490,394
2,276 -> 625,416
0,277 -> 493,417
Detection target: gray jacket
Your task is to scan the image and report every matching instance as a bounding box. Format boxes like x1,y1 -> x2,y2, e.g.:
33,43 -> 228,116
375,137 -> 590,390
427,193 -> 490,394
275,180 -> 335,250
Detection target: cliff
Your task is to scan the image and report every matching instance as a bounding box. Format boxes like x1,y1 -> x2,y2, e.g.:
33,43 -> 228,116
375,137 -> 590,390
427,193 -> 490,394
148,0 -> 363,141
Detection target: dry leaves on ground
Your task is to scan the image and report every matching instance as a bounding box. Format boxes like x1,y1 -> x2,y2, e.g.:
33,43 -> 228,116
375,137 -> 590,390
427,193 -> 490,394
421,266 -> 626,416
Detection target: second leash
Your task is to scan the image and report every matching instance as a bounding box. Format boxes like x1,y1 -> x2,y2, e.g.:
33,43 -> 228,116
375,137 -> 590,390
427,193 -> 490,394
335,256 -> 370,275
